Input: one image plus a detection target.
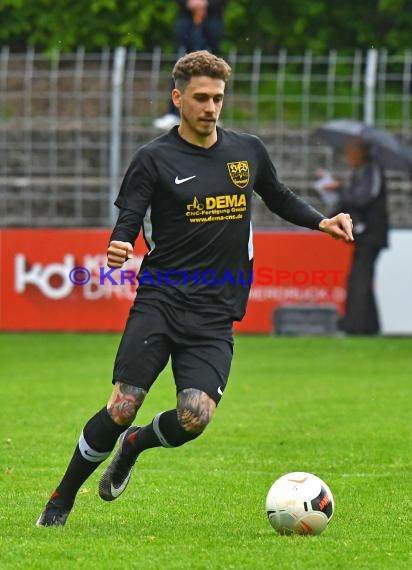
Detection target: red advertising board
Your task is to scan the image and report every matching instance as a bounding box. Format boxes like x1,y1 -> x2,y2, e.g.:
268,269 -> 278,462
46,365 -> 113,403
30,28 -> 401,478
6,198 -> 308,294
235,231 -> 352,333
0,229 -> 352,333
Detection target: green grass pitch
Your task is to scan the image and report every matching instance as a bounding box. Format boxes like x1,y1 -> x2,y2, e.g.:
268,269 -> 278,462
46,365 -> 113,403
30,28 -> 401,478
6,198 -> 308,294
1,333 -> 411,569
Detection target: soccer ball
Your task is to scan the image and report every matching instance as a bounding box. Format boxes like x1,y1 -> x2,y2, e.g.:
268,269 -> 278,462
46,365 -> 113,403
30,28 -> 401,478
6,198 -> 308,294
265,471 -> 334,536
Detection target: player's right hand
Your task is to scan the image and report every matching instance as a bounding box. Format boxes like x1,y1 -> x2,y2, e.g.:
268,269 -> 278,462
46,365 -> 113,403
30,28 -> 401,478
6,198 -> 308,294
318,213 -> 354,242
107,241 -> 133,268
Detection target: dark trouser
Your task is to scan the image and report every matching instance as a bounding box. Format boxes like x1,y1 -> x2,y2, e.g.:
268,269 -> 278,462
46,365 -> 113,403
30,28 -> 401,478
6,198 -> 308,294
341,244 -> 381,335
175,16 -> 223,54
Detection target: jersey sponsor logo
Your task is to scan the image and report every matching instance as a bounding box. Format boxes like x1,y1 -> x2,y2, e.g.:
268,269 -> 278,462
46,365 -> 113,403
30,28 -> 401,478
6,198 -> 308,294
205,194 -> 246,210
227,161 -> 250,188
187,194 -> 246,212
187,196 -> 205,211
175,175 -> 196,185
186,193 -> 247,222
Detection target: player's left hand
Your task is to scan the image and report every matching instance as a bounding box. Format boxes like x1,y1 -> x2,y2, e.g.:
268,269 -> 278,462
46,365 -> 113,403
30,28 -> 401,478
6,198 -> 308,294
318,213 -> 354,242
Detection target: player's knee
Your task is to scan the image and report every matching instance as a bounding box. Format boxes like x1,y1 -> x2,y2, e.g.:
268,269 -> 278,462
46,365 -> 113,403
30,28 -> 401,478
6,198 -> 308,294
107,381 -> 147,427
176,388 -> 216,434
178,411 -> 210,434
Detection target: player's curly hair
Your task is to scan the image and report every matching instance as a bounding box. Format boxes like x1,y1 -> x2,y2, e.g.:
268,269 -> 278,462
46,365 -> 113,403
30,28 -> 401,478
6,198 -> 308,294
172,50 -> 231,91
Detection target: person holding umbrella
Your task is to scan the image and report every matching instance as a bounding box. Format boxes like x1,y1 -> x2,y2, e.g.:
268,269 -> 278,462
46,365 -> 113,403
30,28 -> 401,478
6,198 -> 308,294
316,136 -> 389,335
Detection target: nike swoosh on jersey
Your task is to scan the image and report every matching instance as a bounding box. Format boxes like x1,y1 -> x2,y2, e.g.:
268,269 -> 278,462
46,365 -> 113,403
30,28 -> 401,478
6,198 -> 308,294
110,471 -> 133,498
175,175 -> 196,185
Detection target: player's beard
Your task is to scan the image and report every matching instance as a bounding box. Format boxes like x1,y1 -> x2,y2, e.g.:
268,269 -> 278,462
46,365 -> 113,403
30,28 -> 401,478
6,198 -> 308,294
197,117 -> 216,136
182,110 -> 216,138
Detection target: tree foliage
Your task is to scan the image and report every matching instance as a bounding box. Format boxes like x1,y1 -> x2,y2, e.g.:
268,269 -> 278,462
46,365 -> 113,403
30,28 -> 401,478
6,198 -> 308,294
1,0 -> 411,53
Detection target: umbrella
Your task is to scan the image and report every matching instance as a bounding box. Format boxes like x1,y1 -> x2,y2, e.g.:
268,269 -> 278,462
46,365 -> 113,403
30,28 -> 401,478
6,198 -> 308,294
315,119 -> 412,173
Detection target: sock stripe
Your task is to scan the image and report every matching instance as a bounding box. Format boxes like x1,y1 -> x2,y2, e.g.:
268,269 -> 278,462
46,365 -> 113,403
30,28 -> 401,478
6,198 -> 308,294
78,431 -> 111,463
152,412 -> 174,448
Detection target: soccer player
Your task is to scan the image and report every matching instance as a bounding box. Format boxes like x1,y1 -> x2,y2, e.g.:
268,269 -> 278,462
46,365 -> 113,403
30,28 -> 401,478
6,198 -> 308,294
36,51 -> 353,527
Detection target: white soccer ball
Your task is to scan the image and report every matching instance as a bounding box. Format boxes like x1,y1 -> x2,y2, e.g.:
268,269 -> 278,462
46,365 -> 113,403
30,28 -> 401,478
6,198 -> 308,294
265,471 -> 334,536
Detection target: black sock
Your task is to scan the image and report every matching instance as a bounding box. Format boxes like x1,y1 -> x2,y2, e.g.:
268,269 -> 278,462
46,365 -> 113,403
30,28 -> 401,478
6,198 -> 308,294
123,409 -> 199,456
50,407 -> 126,508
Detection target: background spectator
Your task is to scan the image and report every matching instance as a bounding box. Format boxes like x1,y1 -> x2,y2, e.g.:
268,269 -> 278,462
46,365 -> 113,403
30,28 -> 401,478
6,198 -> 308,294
317,138 -> 389,335
153,0 -> 227,130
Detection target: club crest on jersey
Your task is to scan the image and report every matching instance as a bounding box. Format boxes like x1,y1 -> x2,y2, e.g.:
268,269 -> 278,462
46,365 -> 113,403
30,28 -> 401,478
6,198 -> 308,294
227,161 -> 250,189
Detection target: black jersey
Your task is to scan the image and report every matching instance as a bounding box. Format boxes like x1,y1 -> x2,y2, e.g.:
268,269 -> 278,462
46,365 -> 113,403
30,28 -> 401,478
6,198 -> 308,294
112,127 -> 325,321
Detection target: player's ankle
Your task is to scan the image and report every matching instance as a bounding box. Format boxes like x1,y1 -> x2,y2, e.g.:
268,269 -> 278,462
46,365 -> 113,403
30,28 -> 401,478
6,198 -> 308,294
120,426 -> 141,456
47,491 -> 74,510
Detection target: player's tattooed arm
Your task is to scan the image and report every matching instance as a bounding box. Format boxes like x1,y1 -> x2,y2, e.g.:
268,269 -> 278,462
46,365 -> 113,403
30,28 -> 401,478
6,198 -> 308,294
107,381 -> 147,426
177,388 -> 216,434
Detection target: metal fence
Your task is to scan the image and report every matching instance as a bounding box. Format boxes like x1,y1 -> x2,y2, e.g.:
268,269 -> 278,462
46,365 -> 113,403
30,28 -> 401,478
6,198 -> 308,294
0,47 -> 411,228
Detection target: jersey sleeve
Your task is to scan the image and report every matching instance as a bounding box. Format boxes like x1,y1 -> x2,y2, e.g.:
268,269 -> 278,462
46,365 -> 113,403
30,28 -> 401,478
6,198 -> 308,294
114,147 -> 157,216
110,147 -> 157,244
110,208 -> 142,247
253,137 -> 325,230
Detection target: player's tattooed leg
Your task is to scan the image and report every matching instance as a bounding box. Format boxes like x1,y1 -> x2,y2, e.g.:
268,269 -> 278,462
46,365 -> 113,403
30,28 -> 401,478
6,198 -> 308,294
177,388 -> 216,434
107,381 -> 147,426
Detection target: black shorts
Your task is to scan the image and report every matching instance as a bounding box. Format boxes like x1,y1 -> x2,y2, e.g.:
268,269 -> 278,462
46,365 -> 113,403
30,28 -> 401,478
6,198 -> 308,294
113,302 -> 234,404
